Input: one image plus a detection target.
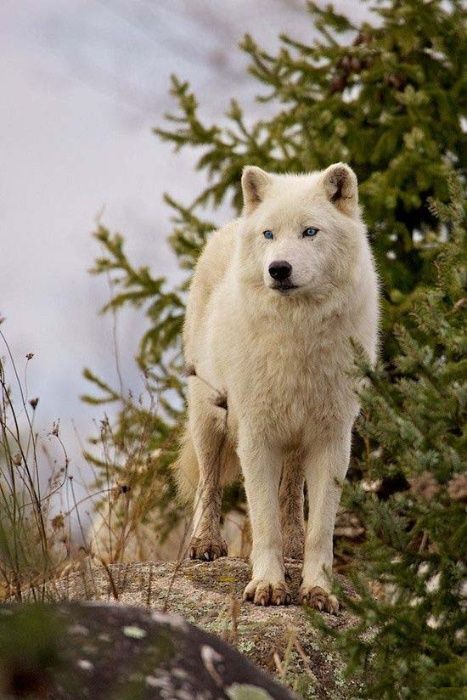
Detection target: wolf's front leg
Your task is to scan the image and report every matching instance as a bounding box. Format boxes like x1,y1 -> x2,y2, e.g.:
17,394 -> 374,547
238,432 -> 290,606
300,429 -> 352,614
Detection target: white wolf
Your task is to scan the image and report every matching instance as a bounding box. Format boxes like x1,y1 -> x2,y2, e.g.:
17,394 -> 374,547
175,163 -> 379,611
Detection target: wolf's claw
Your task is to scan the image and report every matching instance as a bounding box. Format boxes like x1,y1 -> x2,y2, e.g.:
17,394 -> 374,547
299,585 -> 339,614
188,536 -> 227,561
243,579 -> 291,606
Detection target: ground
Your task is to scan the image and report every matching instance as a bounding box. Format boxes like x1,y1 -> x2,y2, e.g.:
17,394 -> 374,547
35,556 -> 361,699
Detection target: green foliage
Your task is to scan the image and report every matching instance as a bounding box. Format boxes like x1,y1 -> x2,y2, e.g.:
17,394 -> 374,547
321,179 -> 466,698
84,227 -> 185,556
91,225 -> 185,374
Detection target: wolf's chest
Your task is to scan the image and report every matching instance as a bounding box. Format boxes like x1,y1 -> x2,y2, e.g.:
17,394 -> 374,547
262,337 -> 348,405
230,317 -> 355,434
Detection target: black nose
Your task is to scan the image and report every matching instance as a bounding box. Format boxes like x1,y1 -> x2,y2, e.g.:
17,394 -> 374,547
269,260 -> 292,281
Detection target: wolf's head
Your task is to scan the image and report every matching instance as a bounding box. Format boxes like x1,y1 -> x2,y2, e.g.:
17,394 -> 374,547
238,163 -> 366,299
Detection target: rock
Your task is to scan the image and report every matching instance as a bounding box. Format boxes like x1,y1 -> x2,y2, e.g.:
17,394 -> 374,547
31,557 -> 358,698
0,602 -> 296,699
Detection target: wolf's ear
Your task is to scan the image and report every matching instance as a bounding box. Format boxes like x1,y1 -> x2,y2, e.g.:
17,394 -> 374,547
241,166 -> 272,214
322,163 -> 358,216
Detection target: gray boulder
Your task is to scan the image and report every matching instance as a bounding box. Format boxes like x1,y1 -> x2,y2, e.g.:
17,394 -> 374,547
0,602 -> 296,699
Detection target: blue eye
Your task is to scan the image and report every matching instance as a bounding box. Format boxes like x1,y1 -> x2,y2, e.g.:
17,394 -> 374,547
302,227 -> 319,238
263,230 -> 274,240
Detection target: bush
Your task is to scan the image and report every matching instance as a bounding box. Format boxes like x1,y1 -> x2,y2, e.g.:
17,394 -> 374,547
322,178 -> 466,698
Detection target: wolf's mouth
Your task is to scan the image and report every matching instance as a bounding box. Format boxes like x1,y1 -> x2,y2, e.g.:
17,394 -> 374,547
271,282 -> 299,293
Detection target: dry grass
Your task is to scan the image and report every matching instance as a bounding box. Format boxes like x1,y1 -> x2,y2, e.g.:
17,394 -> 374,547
0,326 -> 74,600
0,322 -> 186,602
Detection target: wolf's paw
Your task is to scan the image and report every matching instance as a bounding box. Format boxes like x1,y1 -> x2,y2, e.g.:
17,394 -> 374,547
188,536 -> 227,561
299,584 -> 339,614
243,579 -> 291,606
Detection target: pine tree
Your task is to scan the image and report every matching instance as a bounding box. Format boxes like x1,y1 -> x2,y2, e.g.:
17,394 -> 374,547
85,1 -> 466,554
319,175 -> 466,697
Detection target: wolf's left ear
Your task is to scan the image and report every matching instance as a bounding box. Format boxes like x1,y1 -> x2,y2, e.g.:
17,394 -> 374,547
322,163 -> 358,216
241,166 -> 272,214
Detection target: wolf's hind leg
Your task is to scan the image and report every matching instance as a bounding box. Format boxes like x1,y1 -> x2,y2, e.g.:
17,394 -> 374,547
188,379 -> 228,561
280,451 -> 305,560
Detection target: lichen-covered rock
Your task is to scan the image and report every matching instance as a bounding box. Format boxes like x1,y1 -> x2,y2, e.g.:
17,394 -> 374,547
0,602 -> 296,699
28,557 -> 359,698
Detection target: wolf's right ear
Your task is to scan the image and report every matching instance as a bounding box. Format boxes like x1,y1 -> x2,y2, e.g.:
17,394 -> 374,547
241,166 -> 272,214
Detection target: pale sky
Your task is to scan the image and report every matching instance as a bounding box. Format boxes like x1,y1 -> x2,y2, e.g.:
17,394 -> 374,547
0,1 -> 368,490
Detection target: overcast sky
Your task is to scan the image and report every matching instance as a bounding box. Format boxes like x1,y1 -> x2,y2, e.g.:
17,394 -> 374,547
0,1 -> 369,490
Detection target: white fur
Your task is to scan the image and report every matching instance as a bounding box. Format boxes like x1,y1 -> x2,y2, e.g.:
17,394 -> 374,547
179,163 -> 379,605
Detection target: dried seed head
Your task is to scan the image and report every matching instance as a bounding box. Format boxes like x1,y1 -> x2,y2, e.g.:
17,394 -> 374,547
26,353 -> 34,360
29,397 -> 39,410
12,453 -> 22,466
111,482 -> 130,501
51,513 -> 65,530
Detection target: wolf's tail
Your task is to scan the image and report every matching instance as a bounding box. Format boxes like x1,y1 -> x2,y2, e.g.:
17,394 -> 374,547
173,428 -> 199,505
